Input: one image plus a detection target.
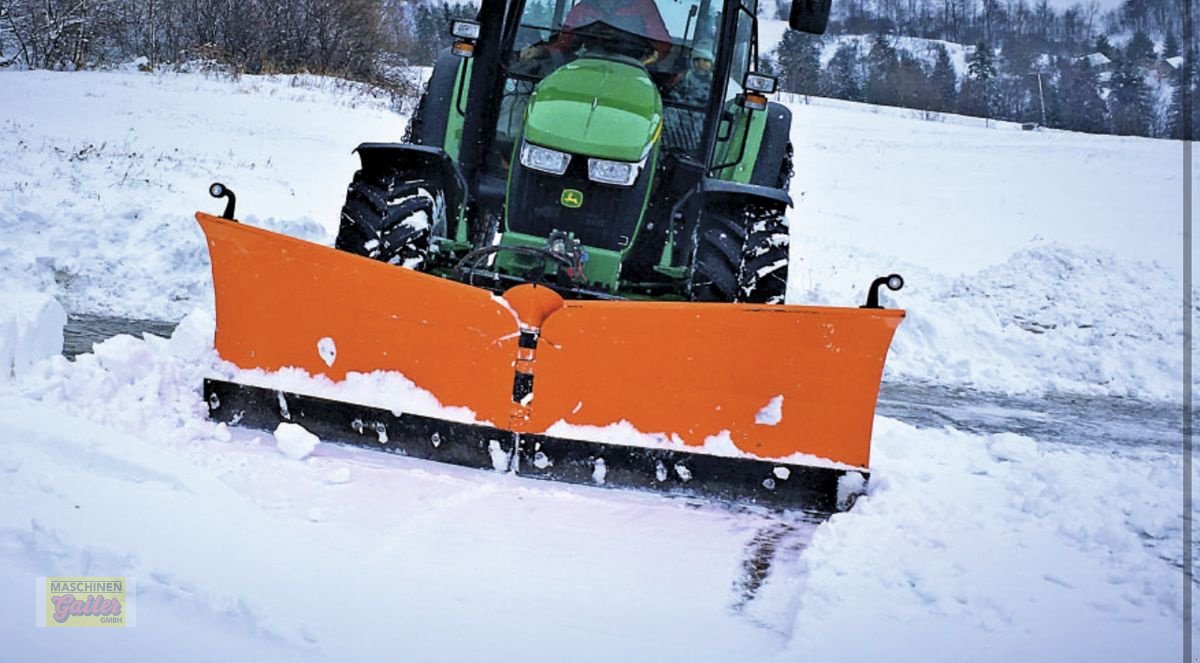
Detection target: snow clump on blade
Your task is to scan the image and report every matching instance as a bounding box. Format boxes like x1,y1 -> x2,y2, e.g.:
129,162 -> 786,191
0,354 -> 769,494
274,422 -> 320,460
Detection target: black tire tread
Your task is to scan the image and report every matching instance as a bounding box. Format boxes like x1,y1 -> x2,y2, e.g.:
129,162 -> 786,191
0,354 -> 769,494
688,143 -> 792,304
335,168 -> 436,269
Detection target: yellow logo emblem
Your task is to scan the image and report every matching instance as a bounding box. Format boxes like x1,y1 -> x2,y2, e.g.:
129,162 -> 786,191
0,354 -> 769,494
38,576 -> 135,627
560,189 -> 583,208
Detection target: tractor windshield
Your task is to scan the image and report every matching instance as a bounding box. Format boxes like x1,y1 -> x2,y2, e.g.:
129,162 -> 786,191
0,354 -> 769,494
512,0 -> 715,61
504,0 -> 722,156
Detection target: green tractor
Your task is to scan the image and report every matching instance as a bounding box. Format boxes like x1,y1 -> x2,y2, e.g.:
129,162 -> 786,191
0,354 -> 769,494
334,0 -> 832,303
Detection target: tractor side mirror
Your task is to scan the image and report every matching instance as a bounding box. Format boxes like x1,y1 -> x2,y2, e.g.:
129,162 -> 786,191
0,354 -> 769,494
450,19 -> 480,58
789,0 -> 832,35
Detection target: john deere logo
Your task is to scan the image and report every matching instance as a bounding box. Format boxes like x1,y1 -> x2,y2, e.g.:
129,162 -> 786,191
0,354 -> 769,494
560,189 -> 583,208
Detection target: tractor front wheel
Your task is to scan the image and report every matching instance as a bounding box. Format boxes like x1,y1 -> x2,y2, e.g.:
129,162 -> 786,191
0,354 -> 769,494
688,198 -> 789,304
335,167 -> 441,270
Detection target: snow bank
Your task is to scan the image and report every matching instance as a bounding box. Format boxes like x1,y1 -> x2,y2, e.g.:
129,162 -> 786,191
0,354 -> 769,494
0,69 -> 402,320
0,292 -> 66,382
778,417 -> 1193,662
786,94 -> 1197,401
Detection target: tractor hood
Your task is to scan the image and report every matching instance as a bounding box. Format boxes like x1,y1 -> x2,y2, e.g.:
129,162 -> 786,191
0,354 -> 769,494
524,58 -> 662,162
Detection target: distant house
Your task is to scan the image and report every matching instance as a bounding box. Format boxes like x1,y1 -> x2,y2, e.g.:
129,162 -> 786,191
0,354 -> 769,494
1155,55 -> 1185,80
1075,52 -> 1112,71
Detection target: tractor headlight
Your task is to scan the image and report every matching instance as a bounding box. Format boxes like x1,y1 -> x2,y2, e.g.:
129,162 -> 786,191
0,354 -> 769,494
587,157 -> 645,186
520,141 -> 570,175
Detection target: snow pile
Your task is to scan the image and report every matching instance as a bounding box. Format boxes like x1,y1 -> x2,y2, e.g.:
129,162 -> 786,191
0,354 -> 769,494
0,292 -> 67,382
786,94 -> 1196,401
882,243 -> 1192,400
780,417 -> 1192,661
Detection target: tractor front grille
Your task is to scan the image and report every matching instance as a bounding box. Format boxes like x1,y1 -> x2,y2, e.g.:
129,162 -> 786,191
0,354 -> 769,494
506,152 -> 651,252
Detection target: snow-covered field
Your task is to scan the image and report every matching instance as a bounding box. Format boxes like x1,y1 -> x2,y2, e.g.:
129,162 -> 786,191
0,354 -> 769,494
0,68 -> 1194,661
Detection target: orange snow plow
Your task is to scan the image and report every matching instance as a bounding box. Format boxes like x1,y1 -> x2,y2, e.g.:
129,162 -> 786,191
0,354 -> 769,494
197,210 -> 904,511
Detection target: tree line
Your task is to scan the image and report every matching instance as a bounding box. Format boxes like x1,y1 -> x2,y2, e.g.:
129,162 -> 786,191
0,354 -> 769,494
768,0 -> 1198,139
2,0 -> 1195,139
0,0 -> 474,80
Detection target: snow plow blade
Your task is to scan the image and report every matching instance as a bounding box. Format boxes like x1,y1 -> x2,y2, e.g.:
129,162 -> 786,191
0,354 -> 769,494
203,379 -> 851,510
197,212 -> 904,510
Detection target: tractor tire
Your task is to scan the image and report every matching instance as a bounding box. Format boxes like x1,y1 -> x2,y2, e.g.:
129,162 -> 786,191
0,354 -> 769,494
688,144 -> 792,304
688,199 -> 789,304
335,167 -> 439,270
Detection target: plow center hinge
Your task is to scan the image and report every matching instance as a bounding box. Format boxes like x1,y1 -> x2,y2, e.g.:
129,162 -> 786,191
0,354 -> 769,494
513,328 -> 539,405
502,284 -> 566,411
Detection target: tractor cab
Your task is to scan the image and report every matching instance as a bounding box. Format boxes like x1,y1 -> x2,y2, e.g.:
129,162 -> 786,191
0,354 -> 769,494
482,0 -> 766,181
500,0 -> 718,129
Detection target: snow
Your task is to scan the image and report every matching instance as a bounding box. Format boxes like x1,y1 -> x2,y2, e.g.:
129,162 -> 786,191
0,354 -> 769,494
757,27 -> 970,79
0,67 -> 1194,660
788,418 -> 1190,662
755,395 -> 785,426
784,93 -> 1197,401
544,419 -> 863,469
0,69 -> 400,320
273,423 -> 321,460
0,292 -> 66,382
316,337 -> 337,368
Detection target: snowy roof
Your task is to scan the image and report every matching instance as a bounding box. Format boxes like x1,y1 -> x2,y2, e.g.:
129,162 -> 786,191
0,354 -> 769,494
1077,52 -> 1111,67
1164,56 -> 1184,69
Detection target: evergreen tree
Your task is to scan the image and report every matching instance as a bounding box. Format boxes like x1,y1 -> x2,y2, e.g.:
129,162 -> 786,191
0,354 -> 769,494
1125,30 -> 1155,63
1041,61 -> 1065,128
1107,57 -> 1153,136
1056,59 -> 1107,133
958,42 -> 998,118
821,42 -> 863,101
1094,34 -> 1115,59
929,43 -> 958,112
1120,0 -> 1149,31
1166,54 -> 1197,139
775,31 -> 823,96
865,32 -> 900,106
1163,31 -> 1181,59
894,50 -> 935,111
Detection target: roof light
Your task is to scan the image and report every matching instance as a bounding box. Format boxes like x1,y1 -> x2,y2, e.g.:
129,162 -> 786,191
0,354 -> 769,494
450,20 -> 481,40
743,72 -> 778,94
